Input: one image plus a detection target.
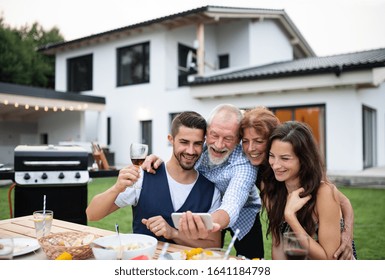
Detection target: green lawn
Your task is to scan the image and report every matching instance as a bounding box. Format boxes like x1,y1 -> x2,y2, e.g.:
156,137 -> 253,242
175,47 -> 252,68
1,178 -> 384,259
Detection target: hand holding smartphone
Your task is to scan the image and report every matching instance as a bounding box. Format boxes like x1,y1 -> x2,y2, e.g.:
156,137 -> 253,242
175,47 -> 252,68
171,212 -> 213,230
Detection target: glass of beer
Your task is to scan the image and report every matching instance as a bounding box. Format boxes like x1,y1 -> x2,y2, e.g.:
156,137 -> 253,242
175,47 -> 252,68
129,143 -> 148,189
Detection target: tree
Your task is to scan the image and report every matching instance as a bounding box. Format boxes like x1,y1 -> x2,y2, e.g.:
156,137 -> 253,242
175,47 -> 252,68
0,17 -> 64,88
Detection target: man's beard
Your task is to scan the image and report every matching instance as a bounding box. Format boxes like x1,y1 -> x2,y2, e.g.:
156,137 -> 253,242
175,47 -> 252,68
207,144 -> 231,166
175,152 -> 197,170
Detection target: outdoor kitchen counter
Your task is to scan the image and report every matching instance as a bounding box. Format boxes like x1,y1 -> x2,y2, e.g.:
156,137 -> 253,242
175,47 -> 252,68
88,169 -> 119,178
0,170 -> 14,181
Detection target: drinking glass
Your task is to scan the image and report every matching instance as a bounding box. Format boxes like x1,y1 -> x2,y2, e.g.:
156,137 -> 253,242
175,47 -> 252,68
0,238 -> 14,260
129,143 -> 148,189
283,232 -> 310,260
33,210 -> 54,240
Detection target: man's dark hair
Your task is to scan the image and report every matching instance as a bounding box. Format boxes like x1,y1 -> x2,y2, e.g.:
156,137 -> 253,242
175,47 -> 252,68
171,111 -> 207,137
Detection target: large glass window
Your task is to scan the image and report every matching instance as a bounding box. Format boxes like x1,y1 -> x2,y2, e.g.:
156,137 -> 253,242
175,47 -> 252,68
67,54 -> 93,92
117,42 -> 150,86
272,105 -> 326,161
178,43 -> 197,86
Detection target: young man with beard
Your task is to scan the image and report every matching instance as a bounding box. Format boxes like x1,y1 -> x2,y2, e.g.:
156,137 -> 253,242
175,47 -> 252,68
144,104 -> 264,259
86,111 -> 221,248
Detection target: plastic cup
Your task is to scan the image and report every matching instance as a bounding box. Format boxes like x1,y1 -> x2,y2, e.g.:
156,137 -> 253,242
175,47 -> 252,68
33,210 -> 54,240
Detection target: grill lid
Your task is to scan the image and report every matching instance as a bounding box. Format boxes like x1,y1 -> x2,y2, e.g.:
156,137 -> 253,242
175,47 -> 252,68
14,145 -> 89,186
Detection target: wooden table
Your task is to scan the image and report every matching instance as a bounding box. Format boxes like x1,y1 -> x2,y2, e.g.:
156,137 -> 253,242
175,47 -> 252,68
0,215 -> 192,260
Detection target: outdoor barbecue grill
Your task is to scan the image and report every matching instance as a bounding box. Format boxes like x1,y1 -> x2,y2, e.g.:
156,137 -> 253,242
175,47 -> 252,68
13,145 -> 89,225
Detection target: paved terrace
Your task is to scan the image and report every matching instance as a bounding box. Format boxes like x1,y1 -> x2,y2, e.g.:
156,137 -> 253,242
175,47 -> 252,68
328,166 -> 385,188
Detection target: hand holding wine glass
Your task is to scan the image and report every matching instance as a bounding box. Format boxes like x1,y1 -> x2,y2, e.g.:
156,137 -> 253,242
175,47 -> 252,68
283,232 -> 310,260
129,143 -> 148,189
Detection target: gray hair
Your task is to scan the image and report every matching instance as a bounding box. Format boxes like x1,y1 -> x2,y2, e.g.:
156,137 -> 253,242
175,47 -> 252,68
206,104 -> 243,126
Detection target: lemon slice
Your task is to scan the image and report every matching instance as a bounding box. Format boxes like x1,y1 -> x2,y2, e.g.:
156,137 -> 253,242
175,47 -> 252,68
55,252 -> 72,260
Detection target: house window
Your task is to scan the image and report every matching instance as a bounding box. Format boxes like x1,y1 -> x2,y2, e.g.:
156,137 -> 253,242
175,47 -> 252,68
67,54 -> 93,92
167,113 -> 181,146
107,117 -> 111,145
117,42 -> 150,86
178,43 -> 197,86
141,120 -> 152,154
362,105 -> 377,168
271,105 -> 326,162
218,54 -> 229,69
40,133 -> 48,145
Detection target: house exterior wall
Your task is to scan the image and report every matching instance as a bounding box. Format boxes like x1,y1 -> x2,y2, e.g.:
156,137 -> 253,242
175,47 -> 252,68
358,83 -> 385,166
165,25 -> 195,89
38,111 -> 84,144
0,121 -> 38,165
0,111 -> 86,165
202,25 -> 220,72
249,19 -> 294,65
51,19 -> 385,172
215,20 -> 250,69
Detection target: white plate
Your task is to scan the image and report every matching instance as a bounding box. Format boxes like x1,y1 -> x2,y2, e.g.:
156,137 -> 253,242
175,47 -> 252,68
12,237 -> 40,257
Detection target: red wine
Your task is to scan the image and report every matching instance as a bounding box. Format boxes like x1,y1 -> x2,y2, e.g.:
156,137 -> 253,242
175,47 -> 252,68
285,249 -> 307,260
131,158 -> 145,166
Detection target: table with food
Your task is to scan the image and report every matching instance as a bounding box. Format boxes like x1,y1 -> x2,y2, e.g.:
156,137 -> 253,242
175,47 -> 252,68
0,215 -> 234,260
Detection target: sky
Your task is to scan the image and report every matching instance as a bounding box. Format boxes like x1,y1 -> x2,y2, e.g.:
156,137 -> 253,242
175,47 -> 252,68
1,0 -> 385,56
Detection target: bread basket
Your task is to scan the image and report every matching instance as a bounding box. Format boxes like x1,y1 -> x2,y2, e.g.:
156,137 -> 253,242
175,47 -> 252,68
38,231 -> 97,260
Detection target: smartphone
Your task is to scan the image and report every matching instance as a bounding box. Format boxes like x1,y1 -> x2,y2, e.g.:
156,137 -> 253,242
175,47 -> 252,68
171,212 -> 213,230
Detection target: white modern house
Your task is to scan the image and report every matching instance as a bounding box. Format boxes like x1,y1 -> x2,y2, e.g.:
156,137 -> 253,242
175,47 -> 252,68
1,5 -> 384,173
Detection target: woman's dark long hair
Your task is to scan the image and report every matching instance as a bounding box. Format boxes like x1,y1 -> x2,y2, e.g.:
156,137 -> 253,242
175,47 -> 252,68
261,121 -> 326,245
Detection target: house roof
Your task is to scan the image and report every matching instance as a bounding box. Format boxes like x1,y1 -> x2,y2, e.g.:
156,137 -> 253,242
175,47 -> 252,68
0,82 -> 105,121
38,5 -> 315,58
189,48 -> 385,85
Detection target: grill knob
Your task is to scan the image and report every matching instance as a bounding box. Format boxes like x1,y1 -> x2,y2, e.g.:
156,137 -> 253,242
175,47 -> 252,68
41,173 -> 48,180
23,173 -> 31,180
75,172 -> 81,179
59,172 -> 65,179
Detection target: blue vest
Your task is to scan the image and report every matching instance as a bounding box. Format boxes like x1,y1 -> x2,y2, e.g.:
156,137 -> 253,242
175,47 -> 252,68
132,163 -> 215,242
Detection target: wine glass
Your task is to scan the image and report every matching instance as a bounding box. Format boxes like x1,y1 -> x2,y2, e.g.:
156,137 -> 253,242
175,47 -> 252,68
129,143 -> 148,189
283,232 -> 310,260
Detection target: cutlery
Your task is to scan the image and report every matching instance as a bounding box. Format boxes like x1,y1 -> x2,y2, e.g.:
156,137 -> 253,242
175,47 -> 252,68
115,223 -> 123,260
224,228 -> 240,260
158,242 -> 172,260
